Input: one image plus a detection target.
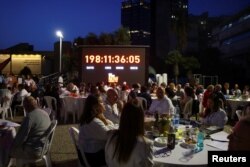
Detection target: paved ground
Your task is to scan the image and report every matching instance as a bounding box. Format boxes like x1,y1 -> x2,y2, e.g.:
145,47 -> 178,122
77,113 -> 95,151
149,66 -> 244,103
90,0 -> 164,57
9,113 -> 234,167
10,116 -> 79,167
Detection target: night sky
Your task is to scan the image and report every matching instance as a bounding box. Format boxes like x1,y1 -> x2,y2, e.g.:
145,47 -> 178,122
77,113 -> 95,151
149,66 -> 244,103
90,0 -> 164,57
1,0 -> 250,51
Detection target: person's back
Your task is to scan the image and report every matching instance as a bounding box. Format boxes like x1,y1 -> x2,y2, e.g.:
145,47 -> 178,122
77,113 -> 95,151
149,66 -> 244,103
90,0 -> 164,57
24,108 -> 51,148
105,103 -> 153,167
11,96 -> 51,159
228,116 -> 250,150
105,134 -> 153,167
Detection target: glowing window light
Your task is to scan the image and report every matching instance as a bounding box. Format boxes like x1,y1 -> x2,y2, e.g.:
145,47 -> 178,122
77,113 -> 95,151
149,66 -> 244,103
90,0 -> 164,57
86,66 -> 94,70
130,66 -> 138,70
116,66 -> 124,70
105,66 -> 112,70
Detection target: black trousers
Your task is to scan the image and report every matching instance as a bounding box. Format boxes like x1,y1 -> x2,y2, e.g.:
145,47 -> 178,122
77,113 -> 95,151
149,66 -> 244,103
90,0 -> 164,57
85,149 -> 106,167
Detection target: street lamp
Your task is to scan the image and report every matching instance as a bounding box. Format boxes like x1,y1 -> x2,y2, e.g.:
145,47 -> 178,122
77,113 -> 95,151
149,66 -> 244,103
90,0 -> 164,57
56,30 -> 63,73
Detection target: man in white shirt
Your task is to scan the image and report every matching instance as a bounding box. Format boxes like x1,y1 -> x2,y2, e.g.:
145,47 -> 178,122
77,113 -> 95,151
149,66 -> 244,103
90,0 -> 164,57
103,89 -> 122,124
148,87 -> 175,116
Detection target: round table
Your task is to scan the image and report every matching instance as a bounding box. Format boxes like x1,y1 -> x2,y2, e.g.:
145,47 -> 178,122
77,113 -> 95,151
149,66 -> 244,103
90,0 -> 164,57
153,139 -> 220,167
227,98 -> 250,119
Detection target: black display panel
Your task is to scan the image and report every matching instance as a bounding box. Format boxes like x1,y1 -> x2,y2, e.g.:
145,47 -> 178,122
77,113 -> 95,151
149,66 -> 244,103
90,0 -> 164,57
81,46 -> 148,85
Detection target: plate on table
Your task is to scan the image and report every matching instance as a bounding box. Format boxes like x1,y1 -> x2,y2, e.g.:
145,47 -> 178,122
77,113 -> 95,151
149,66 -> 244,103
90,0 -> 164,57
154,137 -> 168,147
180,138 -> 197,149
180,142 -> 196,149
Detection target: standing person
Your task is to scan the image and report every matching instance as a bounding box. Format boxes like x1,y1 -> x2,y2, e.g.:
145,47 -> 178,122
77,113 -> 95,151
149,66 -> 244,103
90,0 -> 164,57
202,85 -> 214,111
222,82 -> 233,95
10,96 -> 51,159
213,84 -> 226,109
105,102 -> 154,167
58,73 -> 64,88
79,95 -> 114,167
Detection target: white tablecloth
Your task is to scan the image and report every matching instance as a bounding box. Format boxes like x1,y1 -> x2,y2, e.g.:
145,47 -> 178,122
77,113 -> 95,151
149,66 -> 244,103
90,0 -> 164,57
227,98 -> 250,119
153,134 -> 226,167
0,127 -> 16,167
60,96 -> 87,121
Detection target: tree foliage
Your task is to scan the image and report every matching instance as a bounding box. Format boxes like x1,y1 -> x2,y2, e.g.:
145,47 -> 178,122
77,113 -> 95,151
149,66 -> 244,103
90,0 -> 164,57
165,50 -> 200,83
113,27 -> 131,45
73,26 -> 131,46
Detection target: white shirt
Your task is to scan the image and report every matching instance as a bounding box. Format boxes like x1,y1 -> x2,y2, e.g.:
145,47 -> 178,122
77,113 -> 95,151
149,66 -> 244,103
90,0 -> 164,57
202,108 -> 228,128
79,118 -> 113,153
104,102 -> 120,124
24,79 -> 36,87
17,89 -> 30,102
58,76 -> 63,87
148,95 -> 175,115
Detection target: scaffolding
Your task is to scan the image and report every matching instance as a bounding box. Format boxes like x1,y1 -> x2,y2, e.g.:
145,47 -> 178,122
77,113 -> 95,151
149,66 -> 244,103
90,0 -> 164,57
194,74 -> 218,87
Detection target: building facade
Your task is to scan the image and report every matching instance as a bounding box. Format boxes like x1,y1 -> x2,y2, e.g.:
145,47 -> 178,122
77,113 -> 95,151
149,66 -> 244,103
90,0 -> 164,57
121,0 -> 151,45
212,7 -> 250,83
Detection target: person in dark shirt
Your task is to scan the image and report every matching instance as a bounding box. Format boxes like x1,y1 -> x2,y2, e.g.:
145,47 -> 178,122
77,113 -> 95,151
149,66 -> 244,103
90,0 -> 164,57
138,85 -> 152,109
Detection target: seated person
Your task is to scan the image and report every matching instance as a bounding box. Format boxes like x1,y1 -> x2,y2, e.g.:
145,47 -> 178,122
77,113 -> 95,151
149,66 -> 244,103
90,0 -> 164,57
201,94 -> 228,128
103,89 -> 123,124
66,82 -> 79,95
181,86 -> 195,119
105,102 -> 153,167
228,103 -> 250,150
79,95 -> 114,167
10,96 -> 51,159
148,87 -> 175,117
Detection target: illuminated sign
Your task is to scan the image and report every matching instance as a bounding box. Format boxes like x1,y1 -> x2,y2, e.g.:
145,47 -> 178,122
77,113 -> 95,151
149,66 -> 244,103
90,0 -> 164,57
0,54 -> 11,73
12,54 -> 41,74
81,46 -> 148,85
84,54 -> 141,64
108,73 -> 119,83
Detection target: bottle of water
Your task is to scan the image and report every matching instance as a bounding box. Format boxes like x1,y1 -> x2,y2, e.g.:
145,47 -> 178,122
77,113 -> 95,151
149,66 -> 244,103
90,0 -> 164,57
197,130 -> 204,149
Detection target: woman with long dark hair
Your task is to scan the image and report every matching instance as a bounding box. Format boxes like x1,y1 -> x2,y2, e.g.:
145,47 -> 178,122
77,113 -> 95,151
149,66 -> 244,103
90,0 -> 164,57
202,94 -> 228,128
105,102 -> 153,167
79,95 -> 113,167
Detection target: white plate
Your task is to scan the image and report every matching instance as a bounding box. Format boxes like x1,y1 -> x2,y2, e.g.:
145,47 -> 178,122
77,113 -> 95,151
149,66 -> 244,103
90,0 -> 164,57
154,137 -> 168,147
180,142 -> 196,149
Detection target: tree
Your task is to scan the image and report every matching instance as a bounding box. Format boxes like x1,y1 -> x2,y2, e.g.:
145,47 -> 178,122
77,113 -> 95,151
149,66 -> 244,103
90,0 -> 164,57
99,32 -> 113,45
85,33 -> 99,45
165,50 -> 200,84
182,56 -> 200,84
165,50 -> 183,84
113,27 -> 131,45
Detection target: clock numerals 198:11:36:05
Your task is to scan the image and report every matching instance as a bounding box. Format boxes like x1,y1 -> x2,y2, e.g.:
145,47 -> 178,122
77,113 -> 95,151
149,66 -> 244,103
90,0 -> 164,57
85,55 -> 140,64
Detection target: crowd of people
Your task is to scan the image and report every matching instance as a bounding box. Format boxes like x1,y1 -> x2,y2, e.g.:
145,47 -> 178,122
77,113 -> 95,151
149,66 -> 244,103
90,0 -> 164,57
1,73 -> 250,166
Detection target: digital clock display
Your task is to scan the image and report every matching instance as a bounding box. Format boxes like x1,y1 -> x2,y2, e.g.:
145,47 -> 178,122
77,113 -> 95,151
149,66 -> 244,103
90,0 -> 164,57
81,46 -> 148,85
85,55 -> 140,64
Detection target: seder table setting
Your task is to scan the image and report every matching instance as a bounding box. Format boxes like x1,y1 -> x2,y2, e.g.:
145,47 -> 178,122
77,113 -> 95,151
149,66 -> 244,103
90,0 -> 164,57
145,119 -> 229,167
